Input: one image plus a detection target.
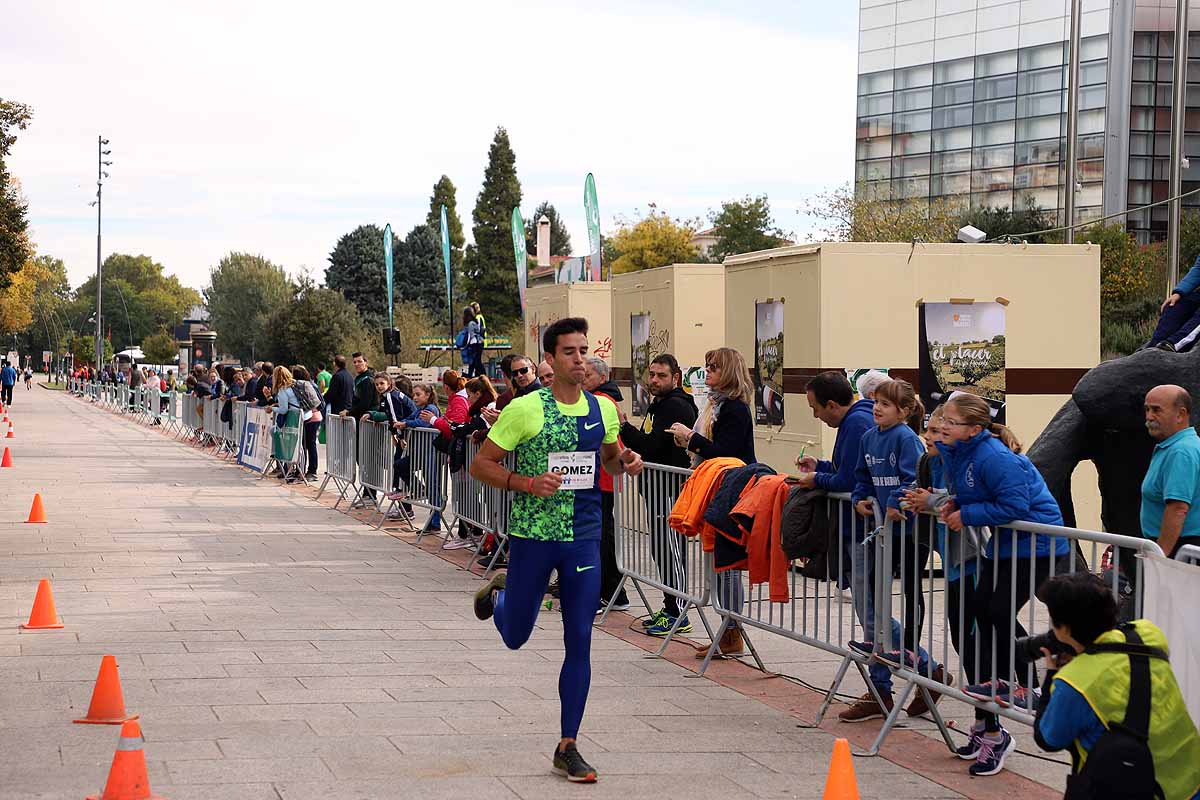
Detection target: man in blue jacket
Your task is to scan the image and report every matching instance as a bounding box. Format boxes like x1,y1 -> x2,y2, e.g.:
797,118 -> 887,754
0,361 -> 16,406
1147,256 -> 1200,351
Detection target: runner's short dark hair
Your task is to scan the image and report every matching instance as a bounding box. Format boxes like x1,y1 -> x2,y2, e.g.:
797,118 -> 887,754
806,371 -> 854,407
543,318 -> 588,356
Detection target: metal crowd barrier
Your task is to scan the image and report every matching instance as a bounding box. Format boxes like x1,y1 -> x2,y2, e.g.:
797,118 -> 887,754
355,419 -> 394,528
402,427 -> 450,540
262,409 -> 305,483
230,400 -> 249,459
317,413 -> 358,508
606,462 -> 717,653
217,398 -> 239,457
1177,544 -> 1200,565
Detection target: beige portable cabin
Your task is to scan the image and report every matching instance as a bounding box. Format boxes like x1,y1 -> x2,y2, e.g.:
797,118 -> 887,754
611,263 -> 727,420
723,241 -> 1102,528
523,282 -> 613,364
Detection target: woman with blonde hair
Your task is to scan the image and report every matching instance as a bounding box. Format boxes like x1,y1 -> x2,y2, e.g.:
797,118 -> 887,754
668,347 -> 756,657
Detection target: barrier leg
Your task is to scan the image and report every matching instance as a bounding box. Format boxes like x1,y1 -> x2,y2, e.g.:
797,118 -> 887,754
862,679 -> 915,758
596,575 -> 631,625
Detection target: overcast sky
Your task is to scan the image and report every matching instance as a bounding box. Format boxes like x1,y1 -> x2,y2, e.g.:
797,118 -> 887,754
2,0 -> 857,291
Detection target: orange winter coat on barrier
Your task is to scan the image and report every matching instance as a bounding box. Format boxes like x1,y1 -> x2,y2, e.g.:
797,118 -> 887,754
668,457 -> 744,551
729,473 -> 794,603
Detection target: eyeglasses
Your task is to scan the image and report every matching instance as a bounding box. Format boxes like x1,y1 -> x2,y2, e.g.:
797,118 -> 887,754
705,364 -> 719,371
512,366 -> 532,376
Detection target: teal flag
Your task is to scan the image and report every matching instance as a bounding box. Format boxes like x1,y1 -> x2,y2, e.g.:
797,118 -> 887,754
383,223 -> 393,328
511,207 -> 527,312
584,173 -> 602,281
440,205 -> 452,337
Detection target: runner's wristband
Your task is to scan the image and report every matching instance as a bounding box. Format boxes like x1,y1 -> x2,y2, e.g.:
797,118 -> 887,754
505,473 -> 513,492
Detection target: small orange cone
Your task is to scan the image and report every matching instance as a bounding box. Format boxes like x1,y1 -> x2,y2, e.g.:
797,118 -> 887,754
26,493 -> 46,523
822,738 -> 860,800
1,446 -> 11,467
74,656 -> 138,725
21,579 -> 64,629
86,720 -> 166,800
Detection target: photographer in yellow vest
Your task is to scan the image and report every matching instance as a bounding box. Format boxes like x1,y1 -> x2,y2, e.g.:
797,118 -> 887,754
1032,571 -> 1200,799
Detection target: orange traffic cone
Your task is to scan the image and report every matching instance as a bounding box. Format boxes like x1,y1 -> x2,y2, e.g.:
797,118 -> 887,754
822,738 -> 860,800
5,423 -> 12,439
74,655 -> 138,725
21,579 -> 64,629
86,720 -> 167,800
26,493 -> 46,523
1,446 -> 11,467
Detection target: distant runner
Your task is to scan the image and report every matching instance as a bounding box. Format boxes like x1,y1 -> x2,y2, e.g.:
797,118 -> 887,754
23,367 -> 33,390
469,317 -> 643,784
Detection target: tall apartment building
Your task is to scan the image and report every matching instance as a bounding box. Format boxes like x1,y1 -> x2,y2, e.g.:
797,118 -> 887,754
856,0 -> 1200,242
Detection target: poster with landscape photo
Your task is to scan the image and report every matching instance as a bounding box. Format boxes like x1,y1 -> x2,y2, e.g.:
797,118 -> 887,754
630,313 -> 651,417
754,301 -> 785,426
918,302 -> 1006,424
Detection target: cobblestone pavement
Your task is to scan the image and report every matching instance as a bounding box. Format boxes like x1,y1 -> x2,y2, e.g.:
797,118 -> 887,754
0,389 -> 1064,799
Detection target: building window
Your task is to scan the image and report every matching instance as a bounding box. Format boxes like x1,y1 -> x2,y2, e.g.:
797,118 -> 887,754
894,154 -> 931,177
933,104 -> 973,129
1016,138 -> 1062,165
895,109 -> 933,133
895,87 -> 933,111
1019,42 -> 1065,72
1020,65 -> 1065,95
977,50 -> 1018,77
932,149 -> 972,173
931,126 -> 972,151
896,64 -> 934,89
976,74 -> 1018,100
973,144 -> 1015,170
935,57 -> 974,84
858,94 -> 894,116
858,71 -> 893,95
933,80 -> 973,107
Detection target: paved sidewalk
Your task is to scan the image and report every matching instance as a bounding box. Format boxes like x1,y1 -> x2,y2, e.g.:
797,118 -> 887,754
0,391 -> 1060,799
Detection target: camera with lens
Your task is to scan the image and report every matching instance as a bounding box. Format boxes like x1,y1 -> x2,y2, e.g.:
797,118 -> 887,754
1015,630 -> 1073,661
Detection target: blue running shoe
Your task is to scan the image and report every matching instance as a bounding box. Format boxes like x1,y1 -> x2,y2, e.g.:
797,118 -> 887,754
955,724 -> 985,760
644,614 -> 693,637
969,729 -> 1016,776
641,609 -> 669,629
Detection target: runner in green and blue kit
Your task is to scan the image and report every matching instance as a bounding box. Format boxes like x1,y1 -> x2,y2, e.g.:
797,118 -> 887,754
470,317 -> 643,784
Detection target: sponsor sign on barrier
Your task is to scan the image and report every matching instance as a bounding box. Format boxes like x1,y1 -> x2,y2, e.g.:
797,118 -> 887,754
238,407 -> 272,472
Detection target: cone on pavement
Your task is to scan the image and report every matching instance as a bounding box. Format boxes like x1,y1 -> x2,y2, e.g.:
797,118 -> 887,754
74,656 -> 138,725
5,423 -> 12,439
21,579 -> 64,629
1,446 -> 11,467
822,738 -> 860,800
26,493 -> 46,523
86,720 -> 167,800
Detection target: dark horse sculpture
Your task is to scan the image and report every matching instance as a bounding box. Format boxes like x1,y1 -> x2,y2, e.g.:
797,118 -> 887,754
1027,347 -> 1200,537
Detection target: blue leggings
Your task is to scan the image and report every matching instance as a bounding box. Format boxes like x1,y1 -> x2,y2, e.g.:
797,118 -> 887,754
493,536 -> 600,740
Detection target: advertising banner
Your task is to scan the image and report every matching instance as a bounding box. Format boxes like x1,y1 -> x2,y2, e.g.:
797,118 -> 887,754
584,173 -> 602,281
383,223 -> 393,328
630,313 -> 651,416
272,409 -> 302,463
918,301 -> 1007,423
440,205 -> 453,336
511,207 -> 527,311
684,366 -> 710,417
237,407 -> 272,473
754,300 -> 785,426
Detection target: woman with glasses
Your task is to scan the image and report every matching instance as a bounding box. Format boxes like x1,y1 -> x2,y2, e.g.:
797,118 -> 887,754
667,347 -> 756,656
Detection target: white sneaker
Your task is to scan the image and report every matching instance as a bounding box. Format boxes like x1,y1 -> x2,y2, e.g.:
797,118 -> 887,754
442,538 -> 475,551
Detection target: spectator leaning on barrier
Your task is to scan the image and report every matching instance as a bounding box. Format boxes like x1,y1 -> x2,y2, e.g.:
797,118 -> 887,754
496,354 -> 541,411
317,363 -> 331,396
291,365 -> 323,481
404,382 -> 445,532
584,356 -> 630,615
1141,385 -> 1200,558
617,353 -> 699,635
1145,254 -> 1200,352
1032,571 -> 1200,799
366,372 -> 416,511
939,392 -> 1071,777
344,353 -> 379,504
254,362 -> 274,407
327,355 -> 353,417
669,346 -> 756,657
242,363 -> 260,404
428,369 -> 472,546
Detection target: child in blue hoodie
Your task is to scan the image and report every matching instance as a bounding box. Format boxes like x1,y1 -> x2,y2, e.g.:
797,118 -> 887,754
392,382 -> 445,530
935,392 -> 1070,777
842,379 -> 942,723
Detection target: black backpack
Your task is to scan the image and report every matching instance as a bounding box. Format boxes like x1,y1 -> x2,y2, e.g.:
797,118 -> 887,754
1064,623 -> 1166,800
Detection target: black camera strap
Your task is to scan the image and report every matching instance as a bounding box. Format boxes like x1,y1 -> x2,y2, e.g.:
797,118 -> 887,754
1086,623 -> 1163,741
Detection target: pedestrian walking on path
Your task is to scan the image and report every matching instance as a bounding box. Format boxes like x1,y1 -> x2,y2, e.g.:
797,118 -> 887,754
469,316 -> 643,784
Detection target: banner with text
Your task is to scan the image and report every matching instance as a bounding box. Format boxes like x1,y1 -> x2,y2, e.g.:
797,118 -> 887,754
237,407 -> 273,473
918,301 -> 1006,423
754,300 -> 784,426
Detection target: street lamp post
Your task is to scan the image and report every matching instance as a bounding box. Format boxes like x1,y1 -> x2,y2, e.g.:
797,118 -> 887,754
90,135 -> 112,371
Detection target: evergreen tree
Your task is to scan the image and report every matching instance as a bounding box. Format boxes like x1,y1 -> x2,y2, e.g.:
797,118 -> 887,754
394,224 -> 448,320
708,195 -> 789,260
203,252 -> 294,363
524,201 -> 573,260
325,224 -> 389,326
463,127 -> 522,328
0,99 -> 34,290
426,175 -> 465,272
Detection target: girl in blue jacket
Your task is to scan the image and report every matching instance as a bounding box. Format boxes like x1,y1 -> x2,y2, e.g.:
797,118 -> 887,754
935,392 -> 1070,776
843,379 -> 941,723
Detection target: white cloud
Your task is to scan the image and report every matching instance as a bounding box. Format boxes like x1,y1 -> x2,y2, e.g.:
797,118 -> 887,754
3,0 -> 856,290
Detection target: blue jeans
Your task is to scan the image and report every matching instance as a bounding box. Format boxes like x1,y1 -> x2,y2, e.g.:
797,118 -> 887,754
850,530 -> 937,693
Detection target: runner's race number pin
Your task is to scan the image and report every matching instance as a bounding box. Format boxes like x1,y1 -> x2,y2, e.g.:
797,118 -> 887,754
548,452 -> 596,490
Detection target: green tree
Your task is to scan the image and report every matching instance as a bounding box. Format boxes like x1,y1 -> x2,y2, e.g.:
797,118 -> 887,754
203,252 -> 294,363
69,254 -> 199,354
708,195 -> 789,260
462,127 -> 523,328
326,224 -> 391,326
264,276 -> 375,370
68,334 -> 112,368
394,224 -> 448,319
604,209 -> 700,274
960,197 -> 1057,243
141,328 -> 178,364
426,175 -> 465,273
0,98 -> 34,290
523,201 -> 572,259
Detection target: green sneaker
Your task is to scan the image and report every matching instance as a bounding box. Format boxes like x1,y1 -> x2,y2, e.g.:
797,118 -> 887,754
645,614 -> 692,637
552,741 -> 597,783
473,573 -> 506,621
641,608 -> 669,629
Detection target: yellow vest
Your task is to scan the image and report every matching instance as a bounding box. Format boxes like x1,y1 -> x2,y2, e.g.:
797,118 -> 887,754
1055,620 -> 1200,800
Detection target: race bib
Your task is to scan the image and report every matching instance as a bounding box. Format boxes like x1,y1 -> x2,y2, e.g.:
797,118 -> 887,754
548,451 -> 596,490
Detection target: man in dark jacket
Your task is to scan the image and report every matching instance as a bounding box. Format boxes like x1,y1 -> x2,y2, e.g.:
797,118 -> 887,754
254,362 -> 274,407
243,362 -> 261,405
494,354 -> 541,411
344,352 -> 378,504
616,354 -> 699,635
326,355 -> 354,416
